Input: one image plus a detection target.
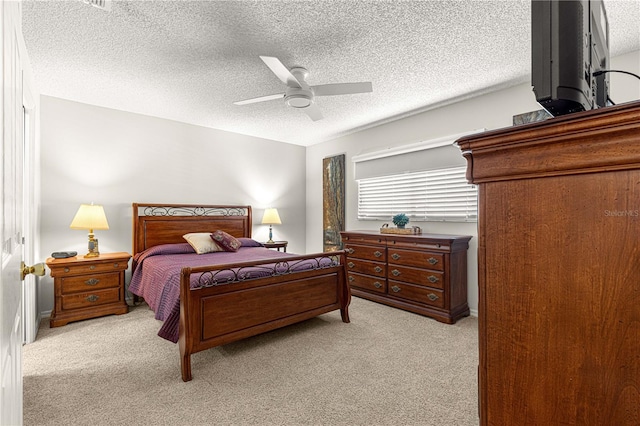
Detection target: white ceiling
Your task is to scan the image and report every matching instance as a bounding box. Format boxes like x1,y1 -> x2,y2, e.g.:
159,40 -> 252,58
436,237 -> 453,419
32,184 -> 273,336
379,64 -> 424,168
22,0 -> 640,146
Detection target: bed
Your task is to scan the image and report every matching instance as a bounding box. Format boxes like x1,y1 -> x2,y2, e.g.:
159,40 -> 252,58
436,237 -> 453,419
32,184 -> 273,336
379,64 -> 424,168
130,203 -> 351,381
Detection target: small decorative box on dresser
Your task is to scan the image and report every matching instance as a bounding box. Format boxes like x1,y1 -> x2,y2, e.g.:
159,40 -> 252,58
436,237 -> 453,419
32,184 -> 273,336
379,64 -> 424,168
46,252 -> 131,327
340,231 -> 472,324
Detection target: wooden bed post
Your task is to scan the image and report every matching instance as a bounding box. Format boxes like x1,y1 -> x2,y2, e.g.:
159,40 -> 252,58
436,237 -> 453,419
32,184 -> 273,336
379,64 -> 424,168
338,253 -> 351,323
179,267 -> 193,382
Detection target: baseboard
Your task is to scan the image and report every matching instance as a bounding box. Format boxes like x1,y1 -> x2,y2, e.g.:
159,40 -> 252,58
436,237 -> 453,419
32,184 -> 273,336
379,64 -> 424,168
470,308 -> 478,317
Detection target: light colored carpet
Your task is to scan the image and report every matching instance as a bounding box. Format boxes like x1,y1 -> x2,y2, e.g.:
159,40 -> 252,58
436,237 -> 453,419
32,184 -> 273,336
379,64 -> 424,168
23,297 -> 479,426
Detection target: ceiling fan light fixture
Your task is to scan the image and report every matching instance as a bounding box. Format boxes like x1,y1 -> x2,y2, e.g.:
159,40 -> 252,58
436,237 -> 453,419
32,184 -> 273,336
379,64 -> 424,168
285,94 -> 312,108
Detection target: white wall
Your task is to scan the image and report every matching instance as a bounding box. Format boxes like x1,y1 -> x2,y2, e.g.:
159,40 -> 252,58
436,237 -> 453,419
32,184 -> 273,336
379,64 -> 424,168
38,96 -> 307,315
305,49 -> 640,315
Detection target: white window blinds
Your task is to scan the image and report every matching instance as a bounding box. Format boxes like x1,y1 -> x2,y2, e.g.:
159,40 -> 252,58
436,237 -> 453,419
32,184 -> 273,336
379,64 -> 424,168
353,130 -> 483,223
357,166 -> 477,222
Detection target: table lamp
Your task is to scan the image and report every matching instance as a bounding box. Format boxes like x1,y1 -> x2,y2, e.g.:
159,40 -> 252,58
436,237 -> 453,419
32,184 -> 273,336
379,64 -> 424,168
70,203 -> 109,257
261,208 -> 281,243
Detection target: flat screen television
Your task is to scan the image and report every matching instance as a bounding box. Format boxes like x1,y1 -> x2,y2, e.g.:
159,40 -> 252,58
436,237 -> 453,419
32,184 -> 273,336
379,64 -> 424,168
531,0 -> 610,116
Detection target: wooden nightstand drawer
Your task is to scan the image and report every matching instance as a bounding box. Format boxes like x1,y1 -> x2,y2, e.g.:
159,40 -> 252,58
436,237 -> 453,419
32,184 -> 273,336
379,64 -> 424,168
387,249 -> 444,271
61,272 -> 120,294
388,281 -> 445,308
61,287 -> 122,310
51,260 -> 127,277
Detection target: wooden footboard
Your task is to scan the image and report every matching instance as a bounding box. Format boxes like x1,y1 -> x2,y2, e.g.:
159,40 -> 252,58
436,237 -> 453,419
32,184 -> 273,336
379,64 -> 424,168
178,252 -> 350,382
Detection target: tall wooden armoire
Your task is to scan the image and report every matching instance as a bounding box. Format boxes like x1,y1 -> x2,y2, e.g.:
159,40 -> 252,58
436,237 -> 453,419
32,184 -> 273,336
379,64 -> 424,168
456,101 -> 640,425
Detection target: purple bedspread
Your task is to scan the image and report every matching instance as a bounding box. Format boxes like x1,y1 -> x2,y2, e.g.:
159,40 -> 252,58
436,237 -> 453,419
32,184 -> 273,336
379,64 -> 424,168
129,242 -> 308,342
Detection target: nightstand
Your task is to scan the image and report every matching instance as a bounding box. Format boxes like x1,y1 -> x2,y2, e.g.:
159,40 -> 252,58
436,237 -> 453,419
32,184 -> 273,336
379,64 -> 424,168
46,252 -> 131,327
262,241 -> 288,252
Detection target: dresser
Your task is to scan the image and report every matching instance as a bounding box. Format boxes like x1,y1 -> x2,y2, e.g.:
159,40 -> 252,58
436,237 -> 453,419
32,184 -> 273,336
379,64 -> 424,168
46,252 -> 131,327
456,102 -> 640,425
340,231 -> 471,324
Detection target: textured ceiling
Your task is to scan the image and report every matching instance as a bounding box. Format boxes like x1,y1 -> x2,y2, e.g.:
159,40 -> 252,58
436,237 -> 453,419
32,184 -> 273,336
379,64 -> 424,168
22,0 -> 640,146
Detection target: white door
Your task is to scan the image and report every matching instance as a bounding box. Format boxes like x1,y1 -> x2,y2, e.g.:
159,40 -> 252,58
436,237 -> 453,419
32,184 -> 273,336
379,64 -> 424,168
1,1 -> 33,423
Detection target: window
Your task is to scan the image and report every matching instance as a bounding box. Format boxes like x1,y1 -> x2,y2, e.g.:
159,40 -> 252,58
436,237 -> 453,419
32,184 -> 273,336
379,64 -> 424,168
357,166 -> 477,222
353,130 -> 483,223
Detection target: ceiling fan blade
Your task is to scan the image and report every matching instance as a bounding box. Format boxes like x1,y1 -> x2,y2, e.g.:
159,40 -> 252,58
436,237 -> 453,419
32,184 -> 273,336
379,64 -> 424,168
304,103 -> 324,121
259,56 -> 302,88
312,82 -> 373,97
233,93 -> 284,106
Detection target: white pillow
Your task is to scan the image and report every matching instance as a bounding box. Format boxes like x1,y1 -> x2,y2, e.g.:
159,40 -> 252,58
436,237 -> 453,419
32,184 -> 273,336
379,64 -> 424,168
183,233 -> 223,254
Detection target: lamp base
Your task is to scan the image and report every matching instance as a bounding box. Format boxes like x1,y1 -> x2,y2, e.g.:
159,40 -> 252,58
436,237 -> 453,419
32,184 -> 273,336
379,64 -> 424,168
266,225 -> 275,244
85,234 -> 100,258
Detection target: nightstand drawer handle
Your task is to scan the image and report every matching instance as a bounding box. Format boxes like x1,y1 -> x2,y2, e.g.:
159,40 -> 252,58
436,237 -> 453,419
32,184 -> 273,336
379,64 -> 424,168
391,253 -> 401,260
374,251 -> 382,257
428,293 -> 439,301
113,263 -> 119,267
348,262 -> 355,268
349,276 -> 355,282
86,295 -> 99,302
391,285 -> 401,293
90,265 -> 96,270
374,266 -> 383,273
428,275 -> 439,283
428,257 -> 439,265
374,281 -> 382,289
391,269 -> 401,277
85,278 -> 100,286
64,267 -> 70,273
346,248 -> 355,254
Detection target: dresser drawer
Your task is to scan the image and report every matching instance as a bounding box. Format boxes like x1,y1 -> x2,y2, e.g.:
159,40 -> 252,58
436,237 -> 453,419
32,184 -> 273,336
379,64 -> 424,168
346,259 -> 386,277
61,272 -> 120,294
387,249 -> 444,271
347,272 -> 386,294
387,265 -> 444,289
388,281 -> 445,308
344,243 -> 386,262
61,287 -> 122,311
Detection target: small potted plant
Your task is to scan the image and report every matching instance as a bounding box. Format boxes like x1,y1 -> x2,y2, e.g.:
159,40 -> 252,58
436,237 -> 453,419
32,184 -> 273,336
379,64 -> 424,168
392,213 -> 410,229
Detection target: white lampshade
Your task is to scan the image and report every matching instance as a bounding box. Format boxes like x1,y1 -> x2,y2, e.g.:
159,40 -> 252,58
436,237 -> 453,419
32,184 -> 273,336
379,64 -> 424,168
261,208 -> 282,225
70,203 -> 110,231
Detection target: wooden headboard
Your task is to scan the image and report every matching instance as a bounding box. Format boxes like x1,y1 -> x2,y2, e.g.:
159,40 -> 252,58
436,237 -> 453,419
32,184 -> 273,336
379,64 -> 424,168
132,203 -> 252,257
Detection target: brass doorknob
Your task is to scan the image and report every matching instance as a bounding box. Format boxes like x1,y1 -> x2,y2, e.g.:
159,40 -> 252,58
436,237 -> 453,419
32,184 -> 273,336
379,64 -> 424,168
21,262 -> 45,281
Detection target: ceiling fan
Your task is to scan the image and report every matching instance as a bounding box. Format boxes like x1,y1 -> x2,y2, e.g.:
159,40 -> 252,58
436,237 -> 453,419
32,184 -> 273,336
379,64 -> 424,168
234,56 -> 373,121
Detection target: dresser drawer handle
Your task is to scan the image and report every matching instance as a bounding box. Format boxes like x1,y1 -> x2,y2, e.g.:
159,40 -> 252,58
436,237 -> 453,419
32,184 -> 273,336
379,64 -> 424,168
427,275 -> 439,283
428,293 -> 439,301
85,278 -> 100,286
391,269 -> 401,277
374,281 -> 382,288
346,248 -> 355,254
64,267 -> 70,273
391,285 -> 401,293
113,263 -> 119,267
86,295 -> 99,302
391,253 -> 401,260
427,257 -> 439,265
90,265 -> 96,270
374,266 -> 383,273
349,276 -> 355,282
348,262 -> 355,268
374,251 -> 382,258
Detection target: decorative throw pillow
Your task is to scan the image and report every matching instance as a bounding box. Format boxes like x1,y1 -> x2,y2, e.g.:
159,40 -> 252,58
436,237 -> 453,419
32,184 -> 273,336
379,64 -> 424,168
183,233 -> 223,254
238,238 -> 264,247
211,230 -> 241,252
